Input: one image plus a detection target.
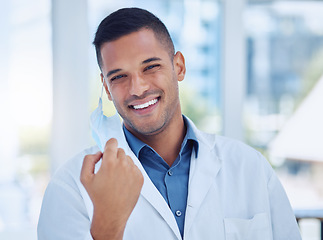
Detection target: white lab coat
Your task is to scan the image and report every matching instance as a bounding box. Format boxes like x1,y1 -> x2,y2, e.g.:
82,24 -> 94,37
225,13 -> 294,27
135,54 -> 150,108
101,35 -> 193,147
38,116 -> 301,240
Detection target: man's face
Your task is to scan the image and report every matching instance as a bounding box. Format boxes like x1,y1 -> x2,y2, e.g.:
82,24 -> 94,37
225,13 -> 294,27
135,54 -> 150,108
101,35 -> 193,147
100,29 -> 186,137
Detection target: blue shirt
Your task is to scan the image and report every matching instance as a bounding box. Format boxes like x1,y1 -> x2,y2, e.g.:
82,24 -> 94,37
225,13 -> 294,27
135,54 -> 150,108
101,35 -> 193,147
123,116 -> 199,237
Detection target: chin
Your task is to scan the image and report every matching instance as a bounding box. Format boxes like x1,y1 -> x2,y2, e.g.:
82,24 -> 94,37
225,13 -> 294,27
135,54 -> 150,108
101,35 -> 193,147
133,121 -> 166,136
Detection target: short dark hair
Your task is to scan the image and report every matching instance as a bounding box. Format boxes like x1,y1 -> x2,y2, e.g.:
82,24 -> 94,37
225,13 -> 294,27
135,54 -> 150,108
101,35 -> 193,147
93,7 -> 175,70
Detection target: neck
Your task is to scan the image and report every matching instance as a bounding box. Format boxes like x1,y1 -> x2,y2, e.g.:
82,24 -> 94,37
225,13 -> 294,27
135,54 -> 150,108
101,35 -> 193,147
132,113 -> 186,167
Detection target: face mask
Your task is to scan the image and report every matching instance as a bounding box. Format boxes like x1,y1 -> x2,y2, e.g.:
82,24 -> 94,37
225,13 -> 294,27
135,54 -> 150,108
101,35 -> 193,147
90,78 -> 129,152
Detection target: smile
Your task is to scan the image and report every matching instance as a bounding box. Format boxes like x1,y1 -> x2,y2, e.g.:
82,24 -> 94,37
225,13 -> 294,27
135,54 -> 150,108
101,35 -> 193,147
131,98 -> 159,110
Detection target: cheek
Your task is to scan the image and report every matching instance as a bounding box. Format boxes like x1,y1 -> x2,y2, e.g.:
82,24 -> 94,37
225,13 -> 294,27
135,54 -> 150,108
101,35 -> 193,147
109,86 -> 126,104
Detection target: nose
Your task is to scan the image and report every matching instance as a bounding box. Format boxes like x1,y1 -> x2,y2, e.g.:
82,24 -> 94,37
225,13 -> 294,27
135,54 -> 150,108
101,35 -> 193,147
129,73 -> 149,97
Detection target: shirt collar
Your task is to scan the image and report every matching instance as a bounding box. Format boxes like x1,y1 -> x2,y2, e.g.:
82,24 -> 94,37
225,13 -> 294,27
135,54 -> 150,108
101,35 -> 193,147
123,125 -> 146,158
182,115 -> 199,158
123,115 -> 199,159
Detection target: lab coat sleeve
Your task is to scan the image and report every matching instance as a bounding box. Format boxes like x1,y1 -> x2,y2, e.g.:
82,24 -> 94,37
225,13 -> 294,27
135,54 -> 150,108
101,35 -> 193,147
266,162 -> 302,240
37,175 -> 93,240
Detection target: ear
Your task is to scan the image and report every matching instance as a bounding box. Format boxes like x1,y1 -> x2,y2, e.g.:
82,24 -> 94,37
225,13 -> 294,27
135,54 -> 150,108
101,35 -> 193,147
100,73 -> 112,101
173,51 -> 186,82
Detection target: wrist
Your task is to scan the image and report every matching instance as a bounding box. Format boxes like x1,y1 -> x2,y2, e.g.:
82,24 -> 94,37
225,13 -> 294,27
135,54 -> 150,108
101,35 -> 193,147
90,212 -> 126,240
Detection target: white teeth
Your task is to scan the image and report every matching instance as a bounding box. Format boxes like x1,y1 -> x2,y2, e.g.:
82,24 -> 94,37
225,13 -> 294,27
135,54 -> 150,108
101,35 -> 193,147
133,98 -> 158,110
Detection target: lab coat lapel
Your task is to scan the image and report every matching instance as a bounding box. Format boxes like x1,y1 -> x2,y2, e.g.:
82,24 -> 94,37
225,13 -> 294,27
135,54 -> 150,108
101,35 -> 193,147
128,149 -> 182,240
184,122 -> 222,236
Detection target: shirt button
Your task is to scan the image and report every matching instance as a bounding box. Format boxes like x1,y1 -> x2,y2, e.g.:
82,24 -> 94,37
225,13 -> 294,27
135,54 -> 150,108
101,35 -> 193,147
168,170 -> 173,176
175,210 -> 182,217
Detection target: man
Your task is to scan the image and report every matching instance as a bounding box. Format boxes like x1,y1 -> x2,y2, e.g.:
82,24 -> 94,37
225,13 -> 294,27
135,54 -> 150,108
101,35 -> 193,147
38,7 -> 301,240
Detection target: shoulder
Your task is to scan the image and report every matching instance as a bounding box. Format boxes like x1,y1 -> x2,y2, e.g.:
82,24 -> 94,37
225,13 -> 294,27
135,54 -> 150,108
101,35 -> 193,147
189,119 -> 273,177
215,135 -> 274,180
214,135 -> 260,159
197,130 -> 262,161
185,116 -> 257,157
188,116 -> 258,159
51,145 -> 100,185
41,145 -> 99,215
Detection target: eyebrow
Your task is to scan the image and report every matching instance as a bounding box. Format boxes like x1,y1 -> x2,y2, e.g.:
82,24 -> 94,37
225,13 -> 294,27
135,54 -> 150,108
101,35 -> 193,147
106,68 -> 122,78
142,57 -> 161,64
106,57 -> 162,78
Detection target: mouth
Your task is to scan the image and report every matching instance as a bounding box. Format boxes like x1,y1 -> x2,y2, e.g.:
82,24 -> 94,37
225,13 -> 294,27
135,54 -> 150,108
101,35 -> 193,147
129,97 -> 160,110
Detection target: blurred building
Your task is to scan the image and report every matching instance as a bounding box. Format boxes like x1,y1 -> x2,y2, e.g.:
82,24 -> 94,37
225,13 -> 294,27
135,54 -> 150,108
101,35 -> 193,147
245,2 -> 323,151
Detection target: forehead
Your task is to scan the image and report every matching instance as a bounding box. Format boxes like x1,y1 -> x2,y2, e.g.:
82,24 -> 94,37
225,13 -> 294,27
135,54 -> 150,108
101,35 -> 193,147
100,29 -> 169,71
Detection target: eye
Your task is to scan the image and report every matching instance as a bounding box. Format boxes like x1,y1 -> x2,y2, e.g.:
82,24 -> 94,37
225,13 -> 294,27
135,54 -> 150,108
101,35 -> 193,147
110,74 -> 126,81
144,64 -> 160,72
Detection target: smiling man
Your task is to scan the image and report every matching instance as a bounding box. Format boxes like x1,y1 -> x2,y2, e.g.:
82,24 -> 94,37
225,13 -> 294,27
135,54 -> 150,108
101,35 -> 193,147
38,8 -> 301,240
99,28 -> 186,166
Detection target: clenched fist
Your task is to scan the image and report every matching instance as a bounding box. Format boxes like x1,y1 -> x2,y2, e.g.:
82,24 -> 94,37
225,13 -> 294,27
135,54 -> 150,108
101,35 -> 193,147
80,138 -> 144,240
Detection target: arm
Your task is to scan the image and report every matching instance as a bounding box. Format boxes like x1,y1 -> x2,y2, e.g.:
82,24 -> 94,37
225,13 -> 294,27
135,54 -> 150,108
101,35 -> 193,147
80,138 -> 144,240
267,168 -> 302,239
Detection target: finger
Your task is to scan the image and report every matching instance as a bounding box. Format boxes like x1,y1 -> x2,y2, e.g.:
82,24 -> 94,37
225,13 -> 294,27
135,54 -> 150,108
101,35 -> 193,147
132,164 -> 144,186
80,152 -> 102,184
101,138 -> 118,167
104,138 -> 118,149
117,148 -> 126,160
104,138 -> 118,156
126,155 -> 134,165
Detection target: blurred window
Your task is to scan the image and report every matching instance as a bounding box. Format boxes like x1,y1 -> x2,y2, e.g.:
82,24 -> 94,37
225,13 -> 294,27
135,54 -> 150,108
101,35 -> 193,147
245,1 -> 323,151
0,0 -> 51,239
245,0 -> 323,209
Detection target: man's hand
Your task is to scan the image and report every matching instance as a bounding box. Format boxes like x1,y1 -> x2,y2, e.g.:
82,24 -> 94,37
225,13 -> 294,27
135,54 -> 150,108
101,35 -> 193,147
80,138 -> 144,240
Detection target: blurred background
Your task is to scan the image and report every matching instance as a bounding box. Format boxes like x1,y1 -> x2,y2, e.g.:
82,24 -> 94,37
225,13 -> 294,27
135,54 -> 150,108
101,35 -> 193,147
1,0 -> 323,239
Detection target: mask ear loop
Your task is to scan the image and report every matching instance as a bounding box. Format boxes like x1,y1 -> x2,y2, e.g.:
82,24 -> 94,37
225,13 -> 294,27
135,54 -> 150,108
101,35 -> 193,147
100,74 -> 106,99
101,74 -> 120,122
95,74 -> 106,127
